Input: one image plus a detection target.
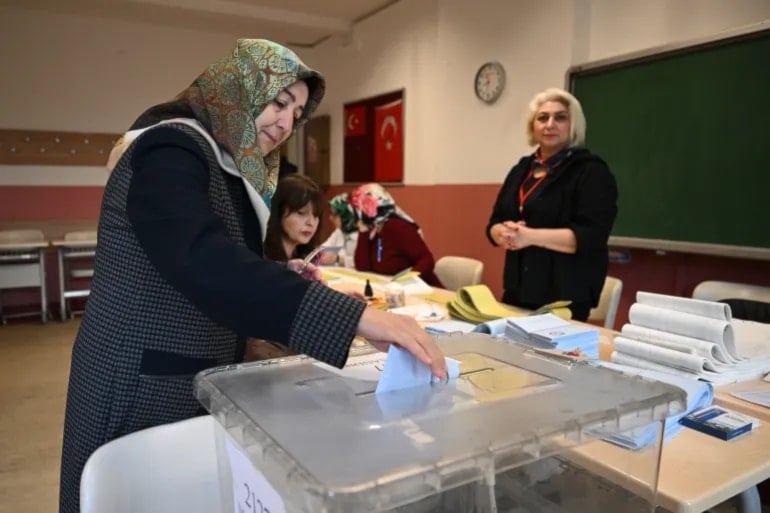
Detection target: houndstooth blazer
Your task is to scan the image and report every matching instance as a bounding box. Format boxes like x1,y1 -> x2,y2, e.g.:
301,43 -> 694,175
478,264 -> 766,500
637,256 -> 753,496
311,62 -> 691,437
59,123 -> 364,513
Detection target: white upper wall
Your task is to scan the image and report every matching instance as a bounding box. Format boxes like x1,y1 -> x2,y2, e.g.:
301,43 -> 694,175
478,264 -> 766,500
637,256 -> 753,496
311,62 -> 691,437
308,0 -> 770,185
0,6 -> 236,132
586,0 -> 770,61
2,0 -> 768,183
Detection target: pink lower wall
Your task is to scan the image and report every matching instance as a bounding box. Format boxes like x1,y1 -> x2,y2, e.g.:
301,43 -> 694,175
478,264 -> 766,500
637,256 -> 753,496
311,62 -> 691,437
2,184 -> 769,326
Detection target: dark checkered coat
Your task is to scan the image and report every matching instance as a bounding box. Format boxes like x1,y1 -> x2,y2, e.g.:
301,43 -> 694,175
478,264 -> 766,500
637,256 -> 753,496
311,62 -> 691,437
59,124 -> 364,513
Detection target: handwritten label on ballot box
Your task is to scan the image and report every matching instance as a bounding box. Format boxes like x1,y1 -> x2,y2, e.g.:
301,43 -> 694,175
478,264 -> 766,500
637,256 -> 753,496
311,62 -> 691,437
225,435 -> 285,513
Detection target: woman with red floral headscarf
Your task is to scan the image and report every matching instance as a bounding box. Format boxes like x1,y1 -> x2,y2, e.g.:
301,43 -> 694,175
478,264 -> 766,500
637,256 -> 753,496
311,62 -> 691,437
350,183 -> 443,287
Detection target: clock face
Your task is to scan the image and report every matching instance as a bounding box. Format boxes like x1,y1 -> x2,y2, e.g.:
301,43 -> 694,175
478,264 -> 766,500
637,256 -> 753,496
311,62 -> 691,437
474,61 -> 506,104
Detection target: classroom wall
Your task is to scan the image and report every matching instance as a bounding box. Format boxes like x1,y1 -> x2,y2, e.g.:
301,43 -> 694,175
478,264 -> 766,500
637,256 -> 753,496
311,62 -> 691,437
2,1 -> 769,318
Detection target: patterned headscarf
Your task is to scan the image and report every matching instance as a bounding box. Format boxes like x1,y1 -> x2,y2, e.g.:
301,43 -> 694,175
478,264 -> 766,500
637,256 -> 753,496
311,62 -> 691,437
328,193 -> 357,234
131,39 -> 325,207
350,183 -> 397,228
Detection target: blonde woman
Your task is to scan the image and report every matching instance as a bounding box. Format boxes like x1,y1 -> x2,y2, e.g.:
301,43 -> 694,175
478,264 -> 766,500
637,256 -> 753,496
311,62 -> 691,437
486,87 -> 618,320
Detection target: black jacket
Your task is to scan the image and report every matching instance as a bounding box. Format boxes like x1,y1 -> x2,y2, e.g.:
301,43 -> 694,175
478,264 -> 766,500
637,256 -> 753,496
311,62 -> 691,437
486,149 -> 618,309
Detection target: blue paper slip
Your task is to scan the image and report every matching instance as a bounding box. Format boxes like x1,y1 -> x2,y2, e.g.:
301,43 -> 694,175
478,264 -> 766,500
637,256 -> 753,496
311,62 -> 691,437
505,314 -> 599,359
375,345 -> 460,394
425,320 -> 477,335
590,361 -> 714,449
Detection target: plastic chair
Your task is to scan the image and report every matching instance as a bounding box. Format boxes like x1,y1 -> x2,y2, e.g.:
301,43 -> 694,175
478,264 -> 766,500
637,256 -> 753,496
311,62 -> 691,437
692,280 -> 770,303
692,280 -> 770,324
434,256 -> 484,292
80,416 -> 223,513
588,276 -> 623,329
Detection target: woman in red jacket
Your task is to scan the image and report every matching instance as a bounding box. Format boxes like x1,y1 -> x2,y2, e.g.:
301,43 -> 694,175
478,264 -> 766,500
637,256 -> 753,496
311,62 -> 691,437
351,183 -> 443,287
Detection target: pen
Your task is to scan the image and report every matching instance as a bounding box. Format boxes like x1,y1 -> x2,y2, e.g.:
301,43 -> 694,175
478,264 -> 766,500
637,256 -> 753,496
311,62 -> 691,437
376,238 -> 382,263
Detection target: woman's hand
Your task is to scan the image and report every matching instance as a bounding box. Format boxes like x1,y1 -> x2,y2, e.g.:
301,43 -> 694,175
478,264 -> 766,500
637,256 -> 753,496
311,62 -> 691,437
506,222 -> 535,250
317,250 -> 337,265
490,221 -> 520,248
286,259 -> 325,283
356,307 -> 447,380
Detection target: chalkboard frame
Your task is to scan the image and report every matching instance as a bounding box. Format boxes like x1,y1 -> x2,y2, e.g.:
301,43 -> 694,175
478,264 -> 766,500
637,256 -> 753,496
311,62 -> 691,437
566,23 -> 770,261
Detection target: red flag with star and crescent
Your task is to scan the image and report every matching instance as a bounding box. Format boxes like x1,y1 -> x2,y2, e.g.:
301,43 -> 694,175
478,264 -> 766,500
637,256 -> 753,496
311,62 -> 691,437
344,105 -> 367,137
373,99 -> 403,182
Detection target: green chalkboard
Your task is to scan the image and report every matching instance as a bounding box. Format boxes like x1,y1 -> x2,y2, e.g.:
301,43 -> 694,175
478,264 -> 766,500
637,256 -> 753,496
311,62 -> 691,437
570,29 -> 770,252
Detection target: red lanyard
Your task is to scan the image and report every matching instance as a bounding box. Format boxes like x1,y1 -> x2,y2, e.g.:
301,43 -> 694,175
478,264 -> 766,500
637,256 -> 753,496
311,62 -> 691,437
518,168 -> 547,213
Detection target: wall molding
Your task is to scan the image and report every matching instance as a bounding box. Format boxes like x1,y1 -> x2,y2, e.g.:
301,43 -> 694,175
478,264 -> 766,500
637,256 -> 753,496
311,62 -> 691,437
0,129 -> 120,166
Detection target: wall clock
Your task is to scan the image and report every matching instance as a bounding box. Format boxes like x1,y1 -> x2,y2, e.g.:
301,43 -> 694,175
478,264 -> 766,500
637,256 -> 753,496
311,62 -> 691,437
474,61 -> 506,104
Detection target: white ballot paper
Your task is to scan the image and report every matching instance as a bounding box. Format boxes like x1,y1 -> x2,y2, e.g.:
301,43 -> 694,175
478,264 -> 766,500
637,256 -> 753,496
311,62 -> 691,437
376,345 -> 461,394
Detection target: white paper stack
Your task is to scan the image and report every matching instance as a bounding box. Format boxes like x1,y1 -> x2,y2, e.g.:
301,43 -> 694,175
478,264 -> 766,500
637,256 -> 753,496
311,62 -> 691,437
504,313 -> 599,359
611,292 -> 770,384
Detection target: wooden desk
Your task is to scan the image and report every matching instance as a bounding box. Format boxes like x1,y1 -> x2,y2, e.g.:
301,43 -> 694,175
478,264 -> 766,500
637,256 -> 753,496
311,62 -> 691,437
342,278 -> 769,513
51,239 -> 97,321
559,336 -> 768,513
713,379 -> 770,422
0,241 -> 49,324
568,409 -> 770,513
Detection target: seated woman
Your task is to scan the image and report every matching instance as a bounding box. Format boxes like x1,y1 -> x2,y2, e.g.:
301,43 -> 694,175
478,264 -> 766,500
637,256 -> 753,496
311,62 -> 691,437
321,192 -> 359,268
249,174 -> 324,361
264,174 -> 323,261
350,183 -> 443,287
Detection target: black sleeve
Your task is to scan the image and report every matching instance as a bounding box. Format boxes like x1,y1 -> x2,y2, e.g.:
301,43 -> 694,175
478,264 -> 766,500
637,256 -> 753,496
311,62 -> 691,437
569,159 -> 619,253
126,127 -> 364,366
486,159 -> 526,245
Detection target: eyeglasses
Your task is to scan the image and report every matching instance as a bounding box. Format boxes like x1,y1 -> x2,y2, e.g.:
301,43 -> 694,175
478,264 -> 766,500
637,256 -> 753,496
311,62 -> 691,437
535,112 -> 569,123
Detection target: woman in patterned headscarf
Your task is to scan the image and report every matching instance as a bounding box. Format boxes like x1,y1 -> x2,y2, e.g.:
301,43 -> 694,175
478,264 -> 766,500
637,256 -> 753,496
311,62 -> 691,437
60,40 -> 446,513
320,192 -> 359,267
350,183 -> 443,287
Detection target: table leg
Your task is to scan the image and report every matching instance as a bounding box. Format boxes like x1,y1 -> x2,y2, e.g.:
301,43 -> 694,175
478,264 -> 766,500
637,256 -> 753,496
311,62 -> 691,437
735,485 -> 761,513
38,248 -> 47,324
57,248 -> 66,321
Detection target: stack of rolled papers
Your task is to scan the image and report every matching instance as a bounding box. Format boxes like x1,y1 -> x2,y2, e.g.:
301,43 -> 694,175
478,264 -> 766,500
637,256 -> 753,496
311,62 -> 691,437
504,313 -> 600,359
611,292 -> 770,384
589,361 -> 714,449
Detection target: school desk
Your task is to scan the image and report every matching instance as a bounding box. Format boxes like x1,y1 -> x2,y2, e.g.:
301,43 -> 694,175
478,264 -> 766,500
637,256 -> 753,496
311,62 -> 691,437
0,240 -> 49,324
51,237 -> 97,321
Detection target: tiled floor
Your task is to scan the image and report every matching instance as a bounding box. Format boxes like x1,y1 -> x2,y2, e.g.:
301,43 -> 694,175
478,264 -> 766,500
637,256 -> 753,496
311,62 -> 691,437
0,319 -> 78,513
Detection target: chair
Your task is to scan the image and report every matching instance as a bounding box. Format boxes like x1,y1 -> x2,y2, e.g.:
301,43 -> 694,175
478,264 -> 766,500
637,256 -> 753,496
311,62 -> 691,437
57,230 -> 97,320
588,276 -> 623,329
692,280 -> 770,303
434,255 -> 484,292
0,229 -> 48,324
80,416 -> 223,513
692,280 -> 770,323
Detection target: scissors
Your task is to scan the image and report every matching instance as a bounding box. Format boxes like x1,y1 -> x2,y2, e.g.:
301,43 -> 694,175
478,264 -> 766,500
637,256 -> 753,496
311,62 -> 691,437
302,246 -> 326,266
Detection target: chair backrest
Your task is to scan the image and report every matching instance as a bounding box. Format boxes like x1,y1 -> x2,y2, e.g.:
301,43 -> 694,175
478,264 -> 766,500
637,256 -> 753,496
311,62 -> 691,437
0,229 -> 45,244
80,416 -> 223,513
434,256 -> 484,292
692,280 -> 770,303
64,230 -> 98,242
588,276 -> 623,329
692,280 -> 770,323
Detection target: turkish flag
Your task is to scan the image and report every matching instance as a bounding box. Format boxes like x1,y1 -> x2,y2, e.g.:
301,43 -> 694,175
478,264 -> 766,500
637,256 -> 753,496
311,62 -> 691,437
374,99 -> 403,182
344,105 -> 366,137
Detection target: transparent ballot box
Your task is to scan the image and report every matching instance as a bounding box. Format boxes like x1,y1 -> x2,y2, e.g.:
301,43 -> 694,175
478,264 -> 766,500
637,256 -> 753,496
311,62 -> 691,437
194,333 -> 686,513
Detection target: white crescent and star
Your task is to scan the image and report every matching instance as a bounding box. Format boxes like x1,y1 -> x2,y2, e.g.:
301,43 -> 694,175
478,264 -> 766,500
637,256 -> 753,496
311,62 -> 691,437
380,115 -> 398,150
347,112 -> 359,131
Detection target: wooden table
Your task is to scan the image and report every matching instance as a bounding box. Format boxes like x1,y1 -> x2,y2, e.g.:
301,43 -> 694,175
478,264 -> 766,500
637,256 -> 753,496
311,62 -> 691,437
51,239 -> 97,321
0,241 -> 49,324
340,276 -> 770,513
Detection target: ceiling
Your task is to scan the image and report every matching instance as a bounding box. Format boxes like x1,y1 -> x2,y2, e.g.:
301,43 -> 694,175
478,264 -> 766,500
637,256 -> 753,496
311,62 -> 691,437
2,0 -> 400,47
